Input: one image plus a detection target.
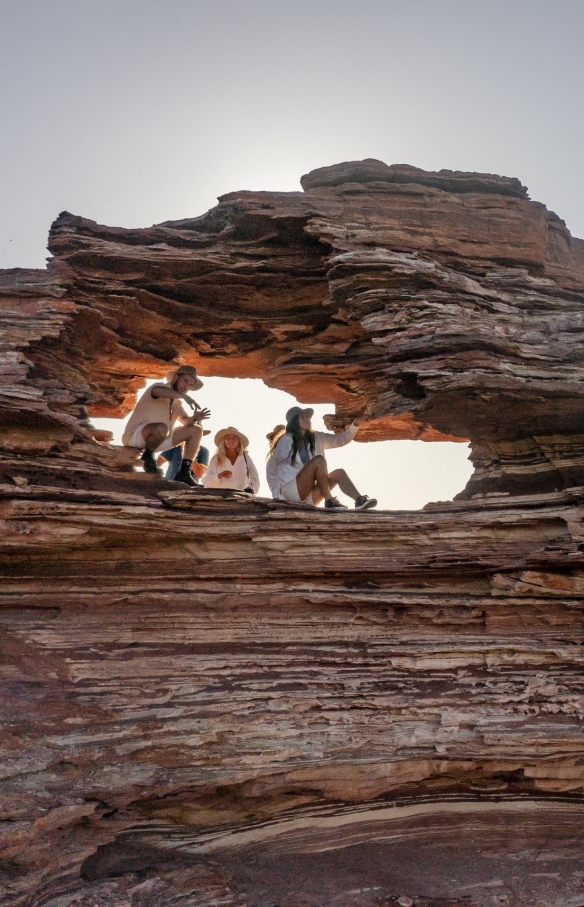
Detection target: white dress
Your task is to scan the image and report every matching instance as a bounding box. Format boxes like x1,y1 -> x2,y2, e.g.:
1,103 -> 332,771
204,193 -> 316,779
203,452 -> 260,493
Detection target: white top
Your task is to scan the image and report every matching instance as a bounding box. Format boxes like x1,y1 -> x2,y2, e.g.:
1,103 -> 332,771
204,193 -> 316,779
203,451 -> 260,493
122,382 -> 190,446
266,424 -> 358,499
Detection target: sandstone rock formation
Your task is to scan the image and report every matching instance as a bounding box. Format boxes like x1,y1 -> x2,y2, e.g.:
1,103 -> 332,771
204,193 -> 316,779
2,160 -> 584,906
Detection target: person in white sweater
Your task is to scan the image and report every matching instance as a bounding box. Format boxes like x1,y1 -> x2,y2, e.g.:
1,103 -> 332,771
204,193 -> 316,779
266,407 -> 377,511
203,427 -> 260,494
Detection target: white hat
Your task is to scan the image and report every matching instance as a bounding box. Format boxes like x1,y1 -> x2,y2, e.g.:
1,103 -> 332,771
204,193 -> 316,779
214,426 -> 249,449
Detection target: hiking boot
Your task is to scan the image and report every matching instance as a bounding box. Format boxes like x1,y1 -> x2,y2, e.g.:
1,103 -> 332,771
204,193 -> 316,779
140,450 -> 163,476
172,462 -> 198,487
324,497 -> 348,511
355,495 -> 377,511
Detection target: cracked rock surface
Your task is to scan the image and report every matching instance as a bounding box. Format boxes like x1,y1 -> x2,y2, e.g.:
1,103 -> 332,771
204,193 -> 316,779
2,161 -> 584,905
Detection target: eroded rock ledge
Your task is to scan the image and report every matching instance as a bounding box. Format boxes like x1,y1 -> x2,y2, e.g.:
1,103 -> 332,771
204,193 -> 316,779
2,484 -> 584,906
2,158 -> 584,495
2,161 -> 584,906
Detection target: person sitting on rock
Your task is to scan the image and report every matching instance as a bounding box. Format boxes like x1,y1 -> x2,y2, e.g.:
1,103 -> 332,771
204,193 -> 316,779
122,365 -> 210,487
203,427 -> 260,494
266,407 -> 377,511
157,442 -> 210,483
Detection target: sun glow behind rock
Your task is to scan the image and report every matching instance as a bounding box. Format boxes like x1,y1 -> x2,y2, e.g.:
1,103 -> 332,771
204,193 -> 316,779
91,376 -> 473,510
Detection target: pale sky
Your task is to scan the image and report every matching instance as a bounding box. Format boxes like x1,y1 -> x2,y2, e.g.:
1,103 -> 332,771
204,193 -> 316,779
2,0 -> 581,508
93,379 -> 472,508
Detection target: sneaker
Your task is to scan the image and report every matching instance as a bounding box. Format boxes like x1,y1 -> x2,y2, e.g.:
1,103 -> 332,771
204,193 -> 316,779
140,450 -> 163,475
354,495 -> 377,511
324,497 -> 348,511
172,464 -> 198,487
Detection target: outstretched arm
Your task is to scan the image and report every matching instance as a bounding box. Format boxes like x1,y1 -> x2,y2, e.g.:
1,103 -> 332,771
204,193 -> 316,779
320,421 -> 359,450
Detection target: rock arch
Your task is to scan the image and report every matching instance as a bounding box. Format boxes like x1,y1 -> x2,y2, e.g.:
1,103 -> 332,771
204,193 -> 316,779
2,161 -> 584,906
3,158 -> 584,495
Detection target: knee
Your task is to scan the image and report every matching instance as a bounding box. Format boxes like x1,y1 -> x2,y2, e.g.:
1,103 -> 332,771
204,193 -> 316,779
329,468 -> 346,480
313,455 -> 326,466
145,422 -> 168,442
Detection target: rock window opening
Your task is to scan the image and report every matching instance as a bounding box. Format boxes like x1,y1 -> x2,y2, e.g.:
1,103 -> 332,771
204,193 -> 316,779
90,376 -> 473,509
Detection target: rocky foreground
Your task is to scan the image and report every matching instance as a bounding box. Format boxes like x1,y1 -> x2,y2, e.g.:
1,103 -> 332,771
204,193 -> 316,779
2,161 -> 584,906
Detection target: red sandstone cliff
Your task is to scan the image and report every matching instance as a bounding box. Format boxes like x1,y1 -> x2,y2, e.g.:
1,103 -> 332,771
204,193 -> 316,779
2,161 -> 584,906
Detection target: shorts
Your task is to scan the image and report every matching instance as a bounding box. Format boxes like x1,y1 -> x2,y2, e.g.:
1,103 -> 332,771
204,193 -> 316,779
280,477 -> 314,505
124,422 -> 179,454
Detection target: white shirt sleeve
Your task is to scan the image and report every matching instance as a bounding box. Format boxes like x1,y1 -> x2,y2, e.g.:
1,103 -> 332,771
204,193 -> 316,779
202,453 -> 222,487
318,423 -> 358,449
244,454 -> 261,494
266,435 -> 293,498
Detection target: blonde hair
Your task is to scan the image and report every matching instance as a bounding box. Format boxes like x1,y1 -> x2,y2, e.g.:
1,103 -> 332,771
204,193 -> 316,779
216,435 -> 246,465
266,425 -> 286,460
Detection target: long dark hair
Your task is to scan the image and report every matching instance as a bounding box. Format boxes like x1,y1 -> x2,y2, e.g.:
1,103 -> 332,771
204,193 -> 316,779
286,413 -> 315,465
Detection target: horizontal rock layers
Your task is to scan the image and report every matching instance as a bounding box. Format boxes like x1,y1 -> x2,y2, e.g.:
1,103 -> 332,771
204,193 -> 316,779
2,159 -> 584,494
2,161 -> 584,905
2,485 -> 584,904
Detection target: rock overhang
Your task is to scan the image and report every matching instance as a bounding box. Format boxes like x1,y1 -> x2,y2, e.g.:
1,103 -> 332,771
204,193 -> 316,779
3,158 -> 583,496
2,160 -> 584,905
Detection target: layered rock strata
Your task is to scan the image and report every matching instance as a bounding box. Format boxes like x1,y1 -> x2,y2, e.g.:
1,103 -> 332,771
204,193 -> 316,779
2,161 -> 584,906
2,159 -> 584,495
2,485 -> 584,905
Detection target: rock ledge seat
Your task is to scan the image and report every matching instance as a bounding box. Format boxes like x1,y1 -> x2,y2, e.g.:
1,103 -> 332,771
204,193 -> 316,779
2,160 -> 584,906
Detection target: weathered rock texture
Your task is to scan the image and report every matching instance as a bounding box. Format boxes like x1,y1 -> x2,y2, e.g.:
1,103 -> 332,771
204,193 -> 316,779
2,160 -> 584,906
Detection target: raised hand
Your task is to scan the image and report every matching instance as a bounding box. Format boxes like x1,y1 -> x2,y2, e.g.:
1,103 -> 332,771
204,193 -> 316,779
182,394 -> 197,409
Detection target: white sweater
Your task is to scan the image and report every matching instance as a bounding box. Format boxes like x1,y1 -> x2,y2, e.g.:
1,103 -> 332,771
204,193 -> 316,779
266,424 -> 358,499
203,452 -> 260,493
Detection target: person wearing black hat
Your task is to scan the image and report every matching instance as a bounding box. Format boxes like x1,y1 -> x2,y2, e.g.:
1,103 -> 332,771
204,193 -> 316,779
266,407 -> 377,511
122,365 -> 210,486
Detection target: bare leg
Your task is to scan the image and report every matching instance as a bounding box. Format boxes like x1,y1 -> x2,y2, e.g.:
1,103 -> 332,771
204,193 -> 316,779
295,455 -> 333,502
312,472 -> 337,506
141,422 -> 170,452
331,468 -> 360,499
312,469 -> 360,506
171,422 -> 203,461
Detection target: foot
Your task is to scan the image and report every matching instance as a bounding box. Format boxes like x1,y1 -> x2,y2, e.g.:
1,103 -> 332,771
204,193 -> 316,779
172,464 -> 198,487
354,495 -> 377,510
324,497 -> 348,511
140,450 -> 163,475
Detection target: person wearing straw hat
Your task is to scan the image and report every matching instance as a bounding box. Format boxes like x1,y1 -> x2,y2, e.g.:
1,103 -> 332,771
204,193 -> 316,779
122,365 -> 210,486
266,407 -> 377,511
203,427 -> 260,494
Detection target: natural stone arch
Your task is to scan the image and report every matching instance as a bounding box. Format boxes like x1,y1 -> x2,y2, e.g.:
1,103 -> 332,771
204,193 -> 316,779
2,161 -> 584,906
2,159 -> 584,498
